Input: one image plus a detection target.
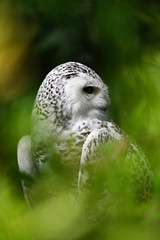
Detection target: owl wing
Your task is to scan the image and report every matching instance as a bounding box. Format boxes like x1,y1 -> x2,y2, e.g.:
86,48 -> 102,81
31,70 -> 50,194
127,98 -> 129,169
17,135 -> 38,208
78,125 -> 121,190
78,122 -> 152,201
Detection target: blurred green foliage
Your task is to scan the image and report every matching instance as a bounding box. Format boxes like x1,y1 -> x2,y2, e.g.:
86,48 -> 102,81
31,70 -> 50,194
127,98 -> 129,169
0,0 -> 160,239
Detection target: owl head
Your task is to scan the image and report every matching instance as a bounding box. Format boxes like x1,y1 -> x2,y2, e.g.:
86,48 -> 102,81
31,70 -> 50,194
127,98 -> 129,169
32,62 -> 110,133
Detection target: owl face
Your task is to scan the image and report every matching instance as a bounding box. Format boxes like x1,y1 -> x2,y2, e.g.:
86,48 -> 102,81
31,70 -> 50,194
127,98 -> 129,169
64,72 -> 110,122
33,62 -> 110,132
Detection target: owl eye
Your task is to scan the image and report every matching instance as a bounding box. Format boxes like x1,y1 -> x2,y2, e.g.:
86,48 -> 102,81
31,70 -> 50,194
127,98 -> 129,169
83,86 -> 94,94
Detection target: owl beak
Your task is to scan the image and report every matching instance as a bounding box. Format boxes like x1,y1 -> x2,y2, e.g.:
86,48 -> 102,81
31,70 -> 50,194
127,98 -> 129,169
100,106 -> 107,112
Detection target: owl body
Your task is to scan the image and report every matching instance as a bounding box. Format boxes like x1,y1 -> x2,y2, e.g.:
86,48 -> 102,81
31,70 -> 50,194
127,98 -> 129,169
17,62 -> 152,207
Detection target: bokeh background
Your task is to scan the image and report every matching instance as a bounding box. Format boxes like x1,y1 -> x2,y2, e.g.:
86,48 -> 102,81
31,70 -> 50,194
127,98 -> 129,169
0,0 -> 160,239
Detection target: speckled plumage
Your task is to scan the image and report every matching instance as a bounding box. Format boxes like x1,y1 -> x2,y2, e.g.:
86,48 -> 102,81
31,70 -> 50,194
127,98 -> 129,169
17,62 -> 152,208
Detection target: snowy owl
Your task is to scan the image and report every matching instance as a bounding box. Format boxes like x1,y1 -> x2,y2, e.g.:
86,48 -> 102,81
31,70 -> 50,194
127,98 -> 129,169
17,62 -> 152,208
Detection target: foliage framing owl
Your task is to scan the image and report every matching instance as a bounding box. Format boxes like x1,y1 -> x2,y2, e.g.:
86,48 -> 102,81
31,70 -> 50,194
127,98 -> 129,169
17,62 -> 152,208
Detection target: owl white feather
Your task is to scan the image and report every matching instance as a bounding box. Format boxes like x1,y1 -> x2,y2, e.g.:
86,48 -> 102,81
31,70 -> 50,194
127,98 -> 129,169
17,62 -> 152,207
